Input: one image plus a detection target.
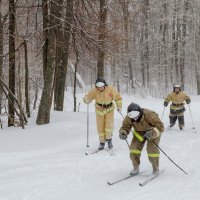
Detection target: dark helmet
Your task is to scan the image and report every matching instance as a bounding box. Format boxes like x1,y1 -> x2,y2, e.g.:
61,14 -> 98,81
127,103 -> 143,122
127,103 -> 142,113
95,78 -> 107,87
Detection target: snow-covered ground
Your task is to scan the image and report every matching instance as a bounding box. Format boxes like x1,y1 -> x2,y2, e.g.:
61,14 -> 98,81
0,93 -> 200,200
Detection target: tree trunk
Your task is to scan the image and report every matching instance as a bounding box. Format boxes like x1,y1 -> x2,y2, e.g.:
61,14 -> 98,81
42,0 -> 48,80
170,7 -> 176,84
175,2 -> 181,84
0,3 -> 3,115
23,39 -> 30,117
33,78 -> 39,110
8,0 -> 16,126
161,1 -> 168,91
97,0 -> 107,78
180,0 -> 189,91
196,21 -> 200,95
17,59 -> 25,129
0,78 -> 27,126
195,65 -> 200,95
140,27 -> 145,87
54,0 -> 73,111
144,0 -> 150,88
128,60 -> 134,89
73,51 -> 79,112
36,0 -> 57,125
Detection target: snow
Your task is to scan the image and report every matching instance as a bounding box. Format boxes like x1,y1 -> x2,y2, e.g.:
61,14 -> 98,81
0,93 -> 200,200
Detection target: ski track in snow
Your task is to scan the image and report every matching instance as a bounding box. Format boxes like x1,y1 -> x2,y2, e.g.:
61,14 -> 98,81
0,95 -> 200,200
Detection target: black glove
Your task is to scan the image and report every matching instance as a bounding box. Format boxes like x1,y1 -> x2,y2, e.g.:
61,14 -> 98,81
117,108 -> 122,113
186,99 -> 191,104
163,101 -> 168,107
119,130 -> 128,140
144,130 -> 153,140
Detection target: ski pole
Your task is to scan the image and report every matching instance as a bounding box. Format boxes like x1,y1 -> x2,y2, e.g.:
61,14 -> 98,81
125,138 -> 131,149
86,104 -> 90,147
188,104 -> 195,129
161,107 -> 165,121
118,110 -> 125,119
152,140 -> 188,175
118,111 -> 131,149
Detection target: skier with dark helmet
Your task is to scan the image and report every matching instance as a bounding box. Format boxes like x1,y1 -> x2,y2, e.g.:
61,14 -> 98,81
83,78 -> 122,150
119,103 -> 164,175
164,84 -> 191,130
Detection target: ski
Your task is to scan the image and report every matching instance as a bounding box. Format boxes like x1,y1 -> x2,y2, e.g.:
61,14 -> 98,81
165,125 -> 197,133
107,171 -> 145,186
139,170 -> 164,187
85,149 -> 100,155
85,148 -> 115,156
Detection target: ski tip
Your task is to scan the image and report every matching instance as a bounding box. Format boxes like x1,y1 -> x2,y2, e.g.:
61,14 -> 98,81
107,182 -> 112,186
85,152 -> 88,155
139,183 -> 143,187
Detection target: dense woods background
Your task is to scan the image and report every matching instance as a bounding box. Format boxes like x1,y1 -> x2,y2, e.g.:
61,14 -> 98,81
0,0 -> 200,126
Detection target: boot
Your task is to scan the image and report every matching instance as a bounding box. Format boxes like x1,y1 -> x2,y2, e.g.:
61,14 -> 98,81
153,169 -> 159,176
107,139 -> 113,149
98,143 -> 105,150
153,166 -> 159,175
130,167 -> 139,175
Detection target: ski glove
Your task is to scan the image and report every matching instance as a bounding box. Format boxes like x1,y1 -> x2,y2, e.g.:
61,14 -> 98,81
144,130 -> 153,140
186,99 -> 191,104
163,101 -> 168,107
144,128 -> 160,140
83,96 -> 90,104
117,108 -> 122,113
119,130 -> 128,140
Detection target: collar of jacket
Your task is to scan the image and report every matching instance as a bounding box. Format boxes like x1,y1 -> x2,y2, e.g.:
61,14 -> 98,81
96,86 -> 107,93
173,91 -> 180,94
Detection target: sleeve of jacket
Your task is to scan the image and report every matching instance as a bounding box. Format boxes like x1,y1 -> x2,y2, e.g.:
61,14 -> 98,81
83,88 -> 96,104
165,92 -> 172,103
112,87 -> 122,109
146,112 -> 164,134
119,116 -> 132,135
184,93 -> 191,102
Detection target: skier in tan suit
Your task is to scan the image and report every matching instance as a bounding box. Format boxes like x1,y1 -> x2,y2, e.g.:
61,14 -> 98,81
164,84 -> 191,130
119,103 -> 164,175
83,78 -> 122,150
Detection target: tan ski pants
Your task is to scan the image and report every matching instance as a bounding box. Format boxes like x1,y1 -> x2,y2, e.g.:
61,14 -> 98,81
96,111 -> 114,143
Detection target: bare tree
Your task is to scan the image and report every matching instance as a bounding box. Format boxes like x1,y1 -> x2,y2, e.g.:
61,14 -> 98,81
23,39 -> 30,117
0,0 -> 3,114
36,0 -> 58,125
180,0 -> 189,90
54,0 -> 73,111
97,0 -> 107,78
8,0 -> 16,126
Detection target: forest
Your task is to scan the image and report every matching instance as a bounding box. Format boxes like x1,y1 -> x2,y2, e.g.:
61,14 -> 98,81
0,0 -> 200,127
